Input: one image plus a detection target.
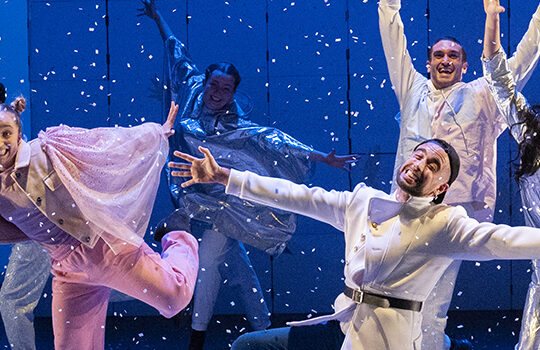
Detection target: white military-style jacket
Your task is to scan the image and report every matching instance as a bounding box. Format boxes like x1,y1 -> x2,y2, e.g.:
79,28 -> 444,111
226,169 -> 540,350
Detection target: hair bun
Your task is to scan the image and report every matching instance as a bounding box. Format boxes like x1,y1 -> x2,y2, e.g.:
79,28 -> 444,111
10,96 -> 26,114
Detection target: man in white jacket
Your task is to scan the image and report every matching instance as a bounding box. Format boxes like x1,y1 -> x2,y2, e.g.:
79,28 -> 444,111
379,1 -> 540,348
170,140 -> 540,350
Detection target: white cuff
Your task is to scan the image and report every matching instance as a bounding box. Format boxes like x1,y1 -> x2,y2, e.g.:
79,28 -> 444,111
225,168 -> 245,196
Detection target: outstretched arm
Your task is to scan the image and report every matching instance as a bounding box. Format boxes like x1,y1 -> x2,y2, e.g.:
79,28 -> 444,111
483,49 -> 530,142
483,0 -> 505,59
482,0 -> 529,142
137,0 -> 174,41
170,146 -> 231,187
170,147 -> 354,232
508,4 -> 540,91
445,206 -> 540,261
378,0 -> 424,106
138,0 -> 201,109
308,149 -> 359,172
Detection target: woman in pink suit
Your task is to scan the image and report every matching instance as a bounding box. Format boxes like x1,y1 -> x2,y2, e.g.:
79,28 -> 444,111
0,98 -> 199,350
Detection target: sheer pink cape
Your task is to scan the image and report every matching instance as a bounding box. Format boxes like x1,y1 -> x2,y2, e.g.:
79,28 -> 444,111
38,123 -> 168,250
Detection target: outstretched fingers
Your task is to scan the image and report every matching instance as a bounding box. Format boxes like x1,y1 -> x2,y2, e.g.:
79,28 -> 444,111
136,0 -> 157,18
174,150 -> 198,163
346,154 -> 360,163
198,146 -> 213,159
136,0 -> 149,16
168,161 -> 191,169
167,102 -> 178,120
168,161 -> 191,176
171,170 -> 192,178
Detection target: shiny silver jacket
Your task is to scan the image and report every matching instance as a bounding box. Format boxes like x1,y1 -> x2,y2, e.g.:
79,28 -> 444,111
164,36 -> 316,255
484,48 -> 540,350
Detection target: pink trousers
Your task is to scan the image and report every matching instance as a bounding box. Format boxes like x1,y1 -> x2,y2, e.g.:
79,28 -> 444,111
50,231 -> 199,350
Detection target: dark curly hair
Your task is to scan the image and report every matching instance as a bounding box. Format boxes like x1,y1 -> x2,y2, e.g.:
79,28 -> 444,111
514,104 -> 540,181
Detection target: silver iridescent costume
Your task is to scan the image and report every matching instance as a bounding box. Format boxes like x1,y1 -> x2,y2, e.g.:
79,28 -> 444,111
163,35 -> 316,331
484,47 -> 540,350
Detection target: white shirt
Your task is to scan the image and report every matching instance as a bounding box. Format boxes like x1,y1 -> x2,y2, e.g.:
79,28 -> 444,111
379,0 -> 540,222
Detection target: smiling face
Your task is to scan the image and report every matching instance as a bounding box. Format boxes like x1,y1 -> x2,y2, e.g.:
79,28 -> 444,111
202,70 -> 236,111
397,142 -> 451,199
0,111 -> 21,172
427,40 -> 468,90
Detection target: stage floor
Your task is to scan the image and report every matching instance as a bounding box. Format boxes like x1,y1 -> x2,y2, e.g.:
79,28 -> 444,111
0,310 -> 525,349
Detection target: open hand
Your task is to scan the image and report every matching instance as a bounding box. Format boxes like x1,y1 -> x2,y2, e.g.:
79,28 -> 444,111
322,149 -> 359,172
169,146 -> 230,187
137,0 -> 158,20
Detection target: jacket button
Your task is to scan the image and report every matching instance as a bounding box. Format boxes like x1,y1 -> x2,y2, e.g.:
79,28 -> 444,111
84,236 -> 91,243
15,172 -> 21,178
371,222 -> 378,229
36,197 -> 42,205
58,219 -> 64,225
353,246 -> 359,252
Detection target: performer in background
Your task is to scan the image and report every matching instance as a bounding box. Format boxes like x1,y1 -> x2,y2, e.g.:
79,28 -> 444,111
0,98 -> 198,350
483,1 -> 540,348
138,1 -> 357,349
379,0 -> 540,348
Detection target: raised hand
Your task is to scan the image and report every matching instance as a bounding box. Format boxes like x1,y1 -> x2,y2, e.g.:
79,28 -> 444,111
169,146 -> 230,187
483,0 -> 505,16
137,0 -> 158,20
322,149 -> 359,172
162,101 -> 178,137
483,0 -> 505,58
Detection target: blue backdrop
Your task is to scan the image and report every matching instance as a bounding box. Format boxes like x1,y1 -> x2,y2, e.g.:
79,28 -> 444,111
1,0 -> 540,318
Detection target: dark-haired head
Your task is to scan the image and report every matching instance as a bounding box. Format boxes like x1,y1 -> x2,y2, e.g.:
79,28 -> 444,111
202,63 -> 241,111
204,63 -> 241,89
414,139 -> 460,204
514,104 -> 540,182
428,36 -> 467,62
426,37 -> 468,90
397,138 -> 460,204
0,96 -> 26,171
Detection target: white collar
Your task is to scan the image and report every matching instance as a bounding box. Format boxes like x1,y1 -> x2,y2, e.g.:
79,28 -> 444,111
427,80 -> 465,95
368,192 -> 434,225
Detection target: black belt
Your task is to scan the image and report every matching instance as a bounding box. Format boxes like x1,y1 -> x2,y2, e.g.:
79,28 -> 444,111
344,286 -> 422,312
